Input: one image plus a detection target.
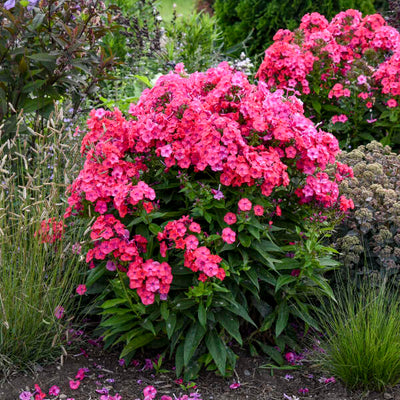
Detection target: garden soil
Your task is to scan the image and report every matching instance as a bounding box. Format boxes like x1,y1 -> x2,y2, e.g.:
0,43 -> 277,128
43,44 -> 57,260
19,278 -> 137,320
1,343 -> 400,400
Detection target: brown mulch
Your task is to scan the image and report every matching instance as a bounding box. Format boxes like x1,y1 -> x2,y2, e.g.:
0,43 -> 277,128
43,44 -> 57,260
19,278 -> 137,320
1,344 -> 400,400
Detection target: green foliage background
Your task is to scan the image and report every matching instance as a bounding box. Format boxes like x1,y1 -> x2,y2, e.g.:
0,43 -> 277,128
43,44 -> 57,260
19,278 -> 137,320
213,0 -> 376,57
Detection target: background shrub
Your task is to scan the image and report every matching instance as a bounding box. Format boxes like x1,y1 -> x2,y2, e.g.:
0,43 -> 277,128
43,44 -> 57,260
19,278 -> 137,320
213,0 -> 376,57
330,141 -> 400,282
160,10 -> 224,73
0,0 -> 121,139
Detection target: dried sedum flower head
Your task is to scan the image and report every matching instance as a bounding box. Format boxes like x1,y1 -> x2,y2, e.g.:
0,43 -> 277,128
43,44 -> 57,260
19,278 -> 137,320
332,141 -> 400,281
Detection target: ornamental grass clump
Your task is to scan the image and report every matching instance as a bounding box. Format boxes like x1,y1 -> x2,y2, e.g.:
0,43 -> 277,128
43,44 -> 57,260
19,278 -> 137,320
330,141 -> 400,282
67,62 -> 353,379
0,108 -> 86,376
257,10 -> 400,149
316,277 -> 400,391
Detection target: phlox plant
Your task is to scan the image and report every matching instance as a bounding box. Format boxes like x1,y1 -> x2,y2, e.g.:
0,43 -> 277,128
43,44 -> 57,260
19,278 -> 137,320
66,62 -> 353,379
256,10 -> 400,149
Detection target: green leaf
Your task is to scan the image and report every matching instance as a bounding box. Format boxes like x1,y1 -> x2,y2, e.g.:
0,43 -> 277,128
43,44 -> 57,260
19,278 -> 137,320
184,323 -> 206,366
27,53 -> 57,63
310,275 -> 336,301
239,232 -> 252,247
120,333 -> 155,358
311,99 -> 321,114
256,239 -> 283,253
134,74 -> 152,88
205,331 -> 227,376
166,313 -> 177,339
101,314 -> 133,327
245,268 -> 259,290
101,298 -> 127,309
175,342 -> 185,377
275,275 -> 297,293
86,265 -> 106,287
318,257 -> 340,267
149,223 -> 162,235
141,319 -> 156,335
160,302 -> 169,321
256,341 -> 284,365
260,312 -> 275,332
248,225 -> 260,240
225,299 -> 256,327
275,301 -> 289,337
198,301 -> 207,328
22,79 -> 46,93
31,13 -> 45,29
215,312 -> 242,345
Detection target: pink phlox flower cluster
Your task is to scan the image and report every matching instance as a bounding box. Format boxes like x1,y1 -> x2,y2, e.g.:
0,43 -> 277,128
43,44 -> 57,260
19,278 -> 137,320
257,9 -> 400,111
157,216 -> 225,282
67,61 -> 353,305
331,114 -> 348,124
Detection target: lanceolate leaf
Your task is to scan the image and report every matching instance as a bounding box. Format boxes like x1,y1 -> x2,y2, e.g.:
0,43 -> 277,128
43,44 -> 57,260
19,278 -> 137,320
205,331 -> 227,376
184,322 -> 206,366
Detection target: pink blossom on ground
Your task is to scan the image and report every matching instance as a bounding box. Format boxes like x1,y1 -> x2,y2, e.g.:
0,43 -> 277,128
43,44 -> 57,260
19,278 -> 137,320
69,380 -> 80,390
19,392 -> 33,400
143,385 -> 157,398
48,385 -> 60,396
229,382 -> 241,389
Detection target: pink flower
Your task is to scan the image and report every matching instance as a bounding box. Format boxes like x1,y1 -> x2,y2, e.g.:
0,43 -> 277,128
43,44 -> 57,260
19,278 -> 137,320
224,212 -> 237,225
69,380 -> 80,390
72,242 -> 82,254
161,397 -> 173,400
253,205 -> 264,216
387,99 -> 398,108
19,392 -> 33,400
106,260 -> 117,271
298,387 -> 309,394
238,198 -> 252,211
222,228 -> 236,244
357,75 -> 367,84
54,305 -> 64,319
285,352 -> 296,363
48,385 -> 60,396
188,222 -> 201,233
76,284 -> 87,295
229,382 -> 241,389
143,385 -> 157,398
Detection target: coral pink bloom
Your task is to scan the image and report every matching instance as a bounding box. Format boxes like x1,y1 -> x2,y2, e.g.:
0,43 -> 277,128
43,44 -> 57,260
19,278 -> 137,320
238,198 -> 252,211
253,205 -> 264,216
76,284 -> 87,295
222,228 -> 236,244
224,212 -> 237,225
387,99 -> 398,108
